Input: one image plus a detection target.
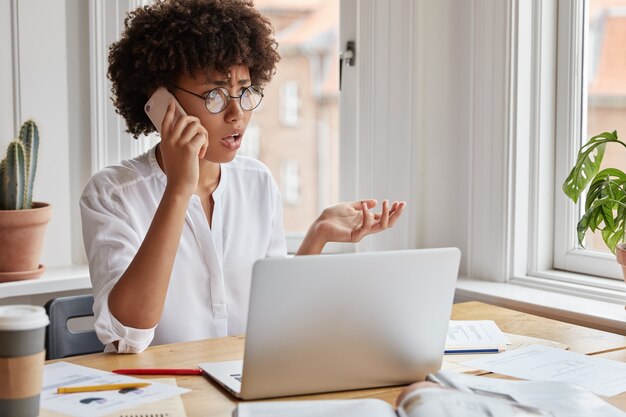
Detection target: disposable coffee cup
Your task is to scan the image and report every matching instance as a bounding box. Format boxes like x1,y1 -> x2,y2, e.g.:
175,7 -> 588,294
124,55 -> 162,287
0,305 -> 49,417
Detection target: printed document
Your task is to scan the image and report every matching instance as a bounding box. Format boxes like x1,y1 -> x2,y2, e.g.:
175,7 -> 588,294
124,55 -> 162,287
462,344 -> 626,396
41,362 -> 189,417
445,320 -> 510,351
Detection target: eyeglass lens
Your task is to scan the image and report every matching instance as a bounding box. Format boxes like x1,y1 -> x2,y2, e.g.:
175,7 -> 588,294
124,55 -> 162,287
205,86 -> 263,114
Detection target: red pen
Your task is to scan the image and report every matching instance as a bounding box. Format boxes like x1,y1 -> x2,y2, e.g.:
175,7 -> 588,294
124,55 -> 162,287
112,368 -> 203,376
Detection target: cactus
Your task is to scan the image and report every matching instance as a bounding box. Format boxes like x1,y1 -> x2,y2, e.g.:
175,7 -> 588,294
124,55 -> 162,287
0,120 -> 40,210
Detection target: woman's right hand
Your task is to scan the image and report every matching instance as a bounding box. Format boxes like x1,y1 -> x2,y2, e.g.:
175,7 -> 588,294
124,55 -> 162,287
159,100 -> 209,198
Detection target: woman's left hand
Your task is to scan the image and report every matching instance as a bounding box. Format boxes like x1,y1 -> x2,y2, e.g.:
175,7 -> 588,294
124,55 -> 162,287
297,199 -> 406,254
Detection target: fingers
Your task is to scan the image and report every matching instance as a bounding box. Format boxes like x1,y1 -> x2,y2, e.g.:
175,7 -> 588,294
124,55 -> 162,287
160,100 -> 176,137
190,131 -> 208,159
380,199 -> 390,229
350,199 -> 377,210
187,124 -> 209,159
360,199 -> 406,234
198,130 -> 209,159
361,201 -> 373,229
387,201 -> 406,227
171,115 -> 207,156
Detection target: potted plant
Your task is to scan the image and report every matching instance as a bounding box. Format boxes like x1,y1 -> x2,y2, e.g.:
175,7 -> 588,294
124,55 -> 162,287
0,120 -> 51,282
562,130 -> 626,283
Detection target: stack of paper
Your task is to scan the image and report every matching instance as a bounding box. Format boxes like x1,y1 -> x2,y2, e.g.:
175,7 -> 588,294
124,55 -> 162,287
461,344 -> 626,397
445,320 -> 511,354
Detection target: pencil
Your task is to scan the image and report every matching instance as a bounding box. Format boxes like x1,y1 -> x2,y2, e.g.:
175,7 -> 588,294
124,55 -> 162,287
57,382 -> 151,394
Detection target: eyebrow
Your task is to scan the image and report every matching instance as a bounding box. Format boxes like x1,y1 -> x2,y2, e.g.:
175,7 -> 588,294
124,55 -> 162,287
200,79 -> 251,87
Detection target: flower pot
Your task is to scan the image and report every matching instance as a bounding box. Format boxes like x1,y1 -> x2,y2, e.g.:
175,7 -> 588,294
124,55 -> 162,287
0,202 -> 52,282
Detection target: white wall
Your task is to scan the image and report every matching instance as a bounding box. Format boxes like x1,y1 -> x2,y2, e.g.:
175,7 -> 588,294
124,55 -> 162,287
0,0 -> 81,266
414,1 -> 472,261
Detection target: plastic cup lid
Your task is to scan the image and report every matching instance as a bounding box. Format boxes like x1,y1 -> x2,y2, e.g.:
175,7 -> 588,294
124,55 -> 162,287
0,305 -> 49,331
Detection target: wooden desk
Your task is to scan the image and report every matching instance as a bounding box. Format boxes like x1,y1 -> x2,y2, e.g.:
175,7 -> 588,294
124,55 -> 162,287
43,301 -> 626,416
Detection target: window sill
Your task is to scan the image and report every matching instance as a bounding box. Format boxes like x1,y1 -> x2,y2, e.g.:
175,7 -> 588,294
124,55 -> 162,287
455,276 -> 626,336
0,265 -> 91,299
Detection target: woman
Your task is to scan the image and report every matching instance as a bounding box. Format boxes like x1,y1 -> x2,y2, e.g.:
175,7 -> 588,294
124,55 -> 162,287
80,0 -> 405,353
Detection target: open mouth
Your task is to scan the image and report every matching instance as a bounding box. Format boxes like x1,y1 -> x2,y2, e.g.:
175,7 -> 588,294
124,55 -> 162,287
220,133 -> 242,151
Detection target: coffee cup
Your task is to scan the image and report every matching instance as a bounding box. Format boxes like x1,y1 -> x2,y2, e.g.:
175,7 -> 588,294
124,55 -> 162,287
0,305 -> 49,417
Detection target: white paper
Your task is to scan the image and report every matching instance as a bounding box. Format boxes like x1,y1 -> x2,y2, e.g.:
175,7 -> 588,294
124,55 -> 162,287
461,344 -> 626,397
105,378 -> 188,417
41,362 -> 189,417
431,370 -> 625,417
442,332 -> 569,374
445,320 -> 511,350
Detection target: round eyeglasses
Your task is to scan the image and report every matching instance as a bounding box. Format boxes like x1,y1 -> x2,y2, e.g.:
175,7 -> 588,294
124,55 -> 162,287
174,85 -> 264,114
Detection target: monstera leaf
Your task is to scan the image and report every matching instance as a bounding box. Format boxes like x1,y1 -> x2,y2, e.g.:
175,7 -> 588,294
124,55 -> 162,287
563,131 -> 626,254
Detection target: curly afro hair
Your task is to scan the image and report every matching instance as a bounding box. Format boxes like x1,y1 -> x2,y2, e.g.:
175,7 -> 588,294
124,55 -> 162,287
107,0 -> 280,138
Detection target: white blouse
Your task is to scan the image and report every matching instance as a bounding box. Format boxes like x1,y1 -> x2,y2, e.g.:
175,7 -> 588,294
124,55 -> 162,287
80,146 -> 287,353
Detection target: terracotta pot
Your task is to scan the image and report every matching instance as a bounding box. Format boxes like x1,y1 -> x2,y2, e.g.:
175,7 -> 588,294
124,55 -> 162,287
0,202 -> 52,282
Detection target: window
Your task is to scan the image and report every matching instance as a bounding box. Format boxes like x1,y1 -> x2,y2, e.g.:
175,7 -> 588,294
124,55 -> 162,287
584,2 -> 626,255
281,160 -> 300,205
236,1 -> 340,247
553,0 -> 626,280
238,120 -> 260,160
279,81 -> 300,127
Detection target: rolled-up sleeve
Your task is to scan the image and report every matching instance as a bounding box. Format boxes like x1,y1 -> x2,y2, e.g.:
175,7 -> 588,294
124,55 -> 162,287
80,191 -> 156,353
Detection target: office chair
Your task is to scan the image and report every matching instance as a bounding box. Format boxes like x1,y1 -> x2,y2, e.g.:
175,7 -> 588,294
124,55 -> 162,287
44,294 -> 105,360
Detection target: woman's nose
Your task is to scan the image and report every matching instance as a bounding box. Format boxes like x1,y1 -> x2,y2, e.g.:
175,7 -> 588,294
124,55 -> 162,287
224,97 -> 244,122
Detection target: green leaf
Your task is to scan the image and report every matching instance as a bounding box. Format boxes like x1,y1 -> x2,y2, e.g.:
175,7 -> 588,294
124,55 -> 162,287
584,195 -> 626,252
562,131 -> 623,203
577,212 -> 590,247
574,164 -> 626,250
602,227 -> 624,254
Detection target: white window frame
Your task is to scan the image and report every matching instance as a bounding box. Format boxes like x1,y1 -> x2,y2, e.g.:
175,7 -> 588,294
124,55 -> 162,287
90,0 -> 159,174
505,0 -> 626,304
552,0 -> 625,281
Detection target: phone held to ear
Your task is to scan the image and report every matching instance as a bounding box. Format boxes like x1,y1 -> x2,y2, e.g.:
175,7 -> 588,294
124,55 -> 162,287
144,87 -> 187,133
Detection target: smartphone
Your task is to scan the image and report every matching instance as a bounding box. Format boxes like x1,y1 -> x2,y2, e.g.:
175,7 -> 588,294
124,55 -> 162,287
144,87 -> 187,133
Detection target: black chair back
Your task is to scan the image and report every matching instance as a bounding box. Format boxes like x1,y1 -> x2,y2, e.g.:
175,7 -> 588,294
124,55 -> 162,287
44,295 -> 104,360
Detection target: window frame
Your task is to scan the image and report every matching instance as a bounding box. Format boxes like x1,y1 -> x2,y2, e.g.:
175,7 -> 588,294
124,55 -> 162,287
508,0 -> 626,303
551,0 -> 625,281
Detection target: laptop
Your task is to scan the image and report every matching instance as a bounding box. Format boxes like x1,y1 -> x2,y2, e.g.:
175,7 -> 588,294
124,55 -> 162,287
199,247 -> 461,400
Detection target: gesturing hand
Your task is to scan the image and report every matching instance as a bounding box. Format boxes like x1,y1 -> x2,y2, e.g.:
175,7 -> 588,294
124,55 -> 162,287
297,199 -> 406,254
314,199 -> 406,243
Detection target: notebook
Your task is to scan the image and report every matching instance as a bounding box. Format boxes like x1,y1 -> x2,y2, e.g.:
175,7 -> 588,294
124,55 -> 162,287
199,248 -> 461,400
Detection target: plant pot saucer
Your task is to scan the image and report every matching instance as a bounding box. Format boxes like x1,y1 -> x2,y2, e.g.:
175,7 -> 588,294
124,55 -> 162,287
0,264 -> 45,283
